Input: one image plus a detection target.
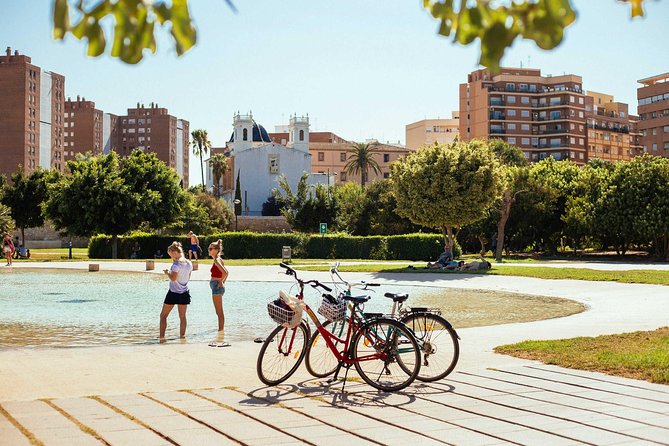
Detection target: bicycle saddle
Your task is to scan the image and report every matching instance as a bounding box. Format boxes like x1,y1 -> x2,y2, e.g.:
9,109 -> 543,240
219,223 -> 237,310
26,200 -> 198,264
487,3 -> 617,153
384,292 -> 409,303
342,295 -> 370,304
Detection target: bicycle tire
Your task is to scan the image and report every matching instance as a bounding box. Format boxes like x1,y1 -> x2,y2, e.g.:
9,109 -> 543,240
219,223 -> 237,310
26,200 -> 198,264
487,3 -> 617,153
351,318 -> 421,392
401,312 -> 459,382
256,322 -> 308,386
305,319 -> 349,378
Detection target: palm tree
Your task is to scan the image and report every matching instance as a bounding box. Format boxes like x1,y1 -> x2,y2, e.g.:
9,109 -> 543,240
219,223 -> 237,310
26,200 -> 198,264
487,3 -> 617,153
209,153 -> 229,198
191,129 -> 212,187
344,142 -> 382,187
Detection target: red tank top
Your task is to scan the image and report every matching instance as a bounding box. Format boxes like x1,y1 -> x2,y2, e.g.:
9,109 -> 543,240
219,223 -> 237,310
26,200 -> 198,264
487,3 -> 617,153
210,262 -> 223,278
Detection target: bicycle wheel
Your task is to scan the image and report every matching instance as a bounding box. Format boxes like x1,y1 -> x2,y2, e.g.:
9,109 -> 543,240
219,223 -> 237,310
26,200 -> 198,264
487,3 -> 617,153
402,312 -> 460,382
351,318 -> 421,392
257,322 -> 308,386
305,319 -> 349,378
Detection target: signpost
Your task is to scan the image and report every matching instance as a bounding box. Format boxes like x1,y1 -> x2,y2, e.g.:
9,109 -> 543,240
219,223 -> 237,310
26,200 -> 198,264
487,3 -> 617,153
319,223 -> 327,234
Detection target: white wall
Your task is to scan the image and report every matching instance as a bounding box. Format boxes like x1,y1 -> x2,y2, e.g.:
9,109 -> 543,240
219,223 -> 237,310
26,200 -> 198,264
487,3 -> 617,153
38,72 -> 52,168
234,143 -> 312,215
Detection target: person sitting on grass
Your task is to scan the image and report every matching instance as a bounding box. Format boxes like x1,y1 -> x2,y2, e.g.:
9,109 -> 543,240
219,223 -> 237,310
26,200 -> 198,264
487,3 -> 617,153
426,242 -> 454,269
461,259 -> 492,271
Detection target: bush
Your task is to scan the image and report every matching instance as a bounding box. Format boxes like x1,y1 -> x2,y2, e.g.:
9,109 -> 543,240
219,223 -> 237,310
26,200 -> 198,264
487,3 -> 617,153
88,232 -> 462,260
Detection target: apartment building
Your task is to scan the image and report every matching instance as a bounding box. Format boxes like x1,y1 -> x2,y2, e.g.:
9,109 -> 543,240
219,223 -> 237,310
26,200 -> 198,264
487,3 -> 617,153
63,96 -> 104,161
0,47 -> 65,177
637,72 -> 669,157
460,68 -> 587,163
116,103 -> 190,187
629,115 -> 644,157
584,91 -> 631,162
405,113 -> 459,151
310,140 -> 407,184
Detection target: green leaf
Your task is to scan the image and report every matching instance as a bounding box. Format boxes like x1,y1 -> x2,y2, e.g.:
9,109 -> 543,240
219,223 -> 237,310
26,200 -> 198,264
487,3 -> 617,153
53,0 -> 70,39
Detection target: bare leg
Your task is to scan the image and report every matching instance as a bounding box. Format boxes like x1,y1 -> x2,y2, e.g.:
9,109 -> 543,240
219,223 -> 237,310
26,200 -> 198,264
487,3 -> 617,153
212,294 -> 225,336
159,304 -> 174,340
177,304 -> 188,338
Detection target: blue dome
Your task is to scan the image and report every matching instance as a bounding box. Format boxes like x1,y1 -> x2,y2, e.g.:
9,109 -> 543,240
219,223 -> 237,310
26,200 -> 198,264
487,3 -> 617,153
228,122 -> 271,143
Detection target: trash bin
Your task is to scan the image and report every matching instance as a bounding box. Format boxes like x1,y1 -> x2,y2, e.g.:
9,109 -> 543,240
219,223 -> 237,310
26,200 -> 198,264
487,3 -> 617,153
282,246 -> 291,262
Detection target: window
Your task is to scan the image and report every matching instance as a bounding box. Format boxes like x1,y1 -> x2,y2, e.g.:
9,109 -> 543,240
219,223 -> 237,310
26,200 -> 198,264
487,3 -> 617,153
506,83 -> 515,91
507,123 -> 516,130
507,109 -> 516,117
299,129 -> 304,141
653,143 -> 658,152
318,152 -> 324,161
529,85 -> 537,92
579,138 -> 584,145
664,126 -> 669,133
383,154 -> 390,162
383,172 -> 390,179
521,138 -> 530,145
507,137 -> 516,144
570,96 -> 575,103
242,128 -> 248,141
521,124 -> 530,131
579,97 -> 584,105
521,96 -> 530,104
521,110 -> 530,118
269,156 -> 279,174
507,96 -> 516,104
340,152 -> 346,161
340,172 -> 347,181
519,84 -> 528,91
570,137 -> 576,144
664,142 -> 669,150
652,128 -> 657,135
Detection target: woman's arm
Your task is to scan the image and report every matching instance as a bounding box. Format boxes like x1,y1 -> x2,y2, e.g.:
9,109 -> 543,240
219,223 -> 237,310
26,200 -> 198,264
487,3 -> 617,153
214,258 -> 228,283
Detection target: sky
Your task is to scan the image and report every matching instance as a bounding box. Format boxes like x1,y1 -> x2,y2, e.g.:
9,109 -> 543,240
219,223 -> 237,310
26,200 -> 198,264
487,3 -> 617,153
2,0 -> 668,182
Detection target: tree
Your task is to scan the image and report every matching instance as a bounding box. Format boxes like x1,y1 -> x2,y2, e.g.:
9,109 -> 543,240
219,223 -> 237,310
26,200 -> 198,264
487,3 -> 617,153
0,204 -> 14,235
345,142 -> 382,188
45,152 -> 186,258
209,154 -> 229,198
2,168 -> 55,245
191,129 -> 211,188
391,140 -> 502,248
261,196 -> 284,216
51,0 -> 646,70
273,173 -> 335,233
487,139 -> 529,262
234,169 -> 242,216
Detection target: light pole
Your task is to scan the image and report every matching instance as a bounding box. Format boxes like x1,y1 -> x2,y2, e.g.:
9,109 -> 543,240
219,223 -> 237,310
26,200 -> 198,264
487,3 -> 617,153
234,198 -> 241,231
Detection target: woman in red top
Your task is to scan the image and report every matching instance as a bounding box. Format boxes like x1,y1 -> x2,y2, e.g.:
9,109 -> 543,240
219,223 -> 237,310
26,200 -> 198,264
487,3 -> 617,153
208,239 -> 229,347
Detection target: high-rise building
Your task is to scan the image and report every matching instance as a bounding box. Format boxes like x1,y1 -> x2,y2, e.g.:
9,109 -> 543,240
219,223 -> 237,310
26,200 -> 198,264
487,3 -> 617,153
64,96 -> 104,161
460,68 -> 587,163
405,113 -> 459,151
637,72 -> 669,157
116,103 -> 190,187
584,91 -> 632,162
629,115 -> 644,158
0,47 -> 65,177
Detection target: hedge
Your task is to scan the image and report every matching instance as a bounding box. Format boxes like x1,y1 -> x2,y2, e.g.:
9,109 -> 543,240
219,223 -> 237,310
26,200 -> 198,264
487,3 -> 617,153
88,232 -> 462,261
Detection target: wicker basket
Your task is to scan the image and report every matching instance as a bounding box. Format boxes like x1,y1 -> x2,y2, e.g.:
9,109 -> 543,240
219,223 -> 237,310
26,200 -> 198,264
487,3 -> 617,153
317,298 -> 346,322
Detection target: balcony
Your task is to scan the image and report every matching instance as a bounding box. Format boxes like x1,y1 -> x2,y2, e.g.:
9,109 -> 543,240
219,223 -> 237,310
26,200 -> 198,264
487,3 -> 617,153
587,123 -> 630,134
490,113 -> 505,120
490,99 -> 504,106
532,128 -> 567,135
490,129 -> 506,134
532,100 -> 569,108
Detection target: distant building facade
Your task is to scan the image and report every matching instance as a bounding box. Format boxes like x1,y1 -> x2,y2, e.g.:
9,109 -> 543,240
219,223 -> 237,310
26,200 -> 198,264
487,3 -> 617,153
64,96 -> 104,161
0,47 -> 65,177
460,68 -> 587,163
208,113 -> 312,215
584,91 -> 632,162
637,72 -> 669,157
405,113 -> 459,151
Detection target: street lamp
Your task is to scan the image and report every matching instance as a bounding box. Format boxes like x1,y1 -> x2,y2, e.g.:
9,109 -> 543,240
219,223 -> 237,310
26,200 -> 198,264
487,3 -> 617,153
234,199 -> 241,231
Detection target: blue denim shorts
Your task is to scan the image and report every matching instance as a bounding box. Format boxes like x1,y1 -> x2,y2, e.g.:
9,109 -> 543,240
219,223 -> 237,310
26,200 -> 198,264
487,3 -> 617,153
209,280 -> 225,295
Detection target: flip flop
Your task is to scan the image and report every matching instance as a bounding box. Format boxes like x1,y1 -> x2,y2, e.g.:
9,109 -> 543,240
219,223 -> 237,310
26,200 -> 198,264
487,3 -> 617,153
217,342 -> 231,348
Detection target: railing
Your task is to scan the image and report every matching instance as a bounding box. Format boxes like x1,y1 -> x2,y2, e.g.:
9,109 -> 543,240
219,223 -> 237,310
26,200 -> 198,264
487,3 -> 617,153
587,124 -> 630,134
487,86 -> 582,94
532,101 -> 569,108
490,129 -> 506,134
490,99 -> 504,106
490,114 -> 506,120
532,128 -> 567,135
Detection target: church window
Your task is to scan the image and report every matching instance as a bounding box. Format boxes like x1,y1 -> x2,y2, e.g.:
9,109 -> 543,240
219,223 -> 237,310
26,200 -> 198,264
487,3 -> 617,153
243,128 -> 248,141
299,129 -> 305,141
269,155 -> 279,174
318,152 -> 324,161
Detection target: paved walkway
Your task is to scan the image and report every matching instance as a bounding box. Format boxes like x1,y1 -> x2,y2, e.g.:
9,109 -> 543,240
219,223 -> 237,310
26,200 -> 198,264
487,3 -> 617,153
1,262 -> 667,445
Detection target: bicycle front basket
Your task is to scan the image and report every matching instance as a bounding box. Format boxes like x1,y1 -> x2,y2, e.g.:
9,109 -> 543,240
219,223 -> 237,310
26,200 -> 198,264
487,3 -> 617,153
267,296 -> 301,328
317,297 -> 346,322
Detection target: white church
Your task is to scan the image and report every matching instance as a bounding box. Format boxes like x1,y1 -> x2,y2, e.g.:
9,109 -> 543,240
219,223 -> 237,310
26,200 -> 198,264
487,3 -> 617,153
207,112 -> 315,215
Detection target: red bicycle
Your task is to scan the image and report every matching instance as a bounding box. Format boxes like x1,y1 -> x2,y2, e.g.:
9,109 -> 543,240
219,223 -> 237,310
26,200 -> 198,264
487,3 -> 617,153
256,263 -> 421,392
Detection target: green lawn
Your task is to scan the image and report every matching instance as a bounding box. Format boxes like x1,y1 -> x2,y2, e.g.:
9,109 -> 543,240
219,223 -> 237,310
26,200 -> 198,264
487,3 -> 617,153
494,327 -> 669,384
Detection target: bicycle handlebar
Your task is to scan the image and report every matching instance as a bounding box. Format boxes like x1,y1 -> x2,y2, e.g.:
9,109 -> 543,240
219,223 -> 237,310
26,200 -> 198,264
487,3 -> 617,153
279,263 -> 332,292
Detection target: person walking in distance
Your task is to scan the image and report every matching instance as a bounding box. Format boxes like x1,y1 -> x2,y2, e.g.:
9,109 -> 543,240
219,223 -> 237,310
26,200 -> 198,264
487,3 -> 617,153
159,242 -> 193,342
187,231 -> 199,260
208,239 -> 230,347
3,234 -> 15,266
